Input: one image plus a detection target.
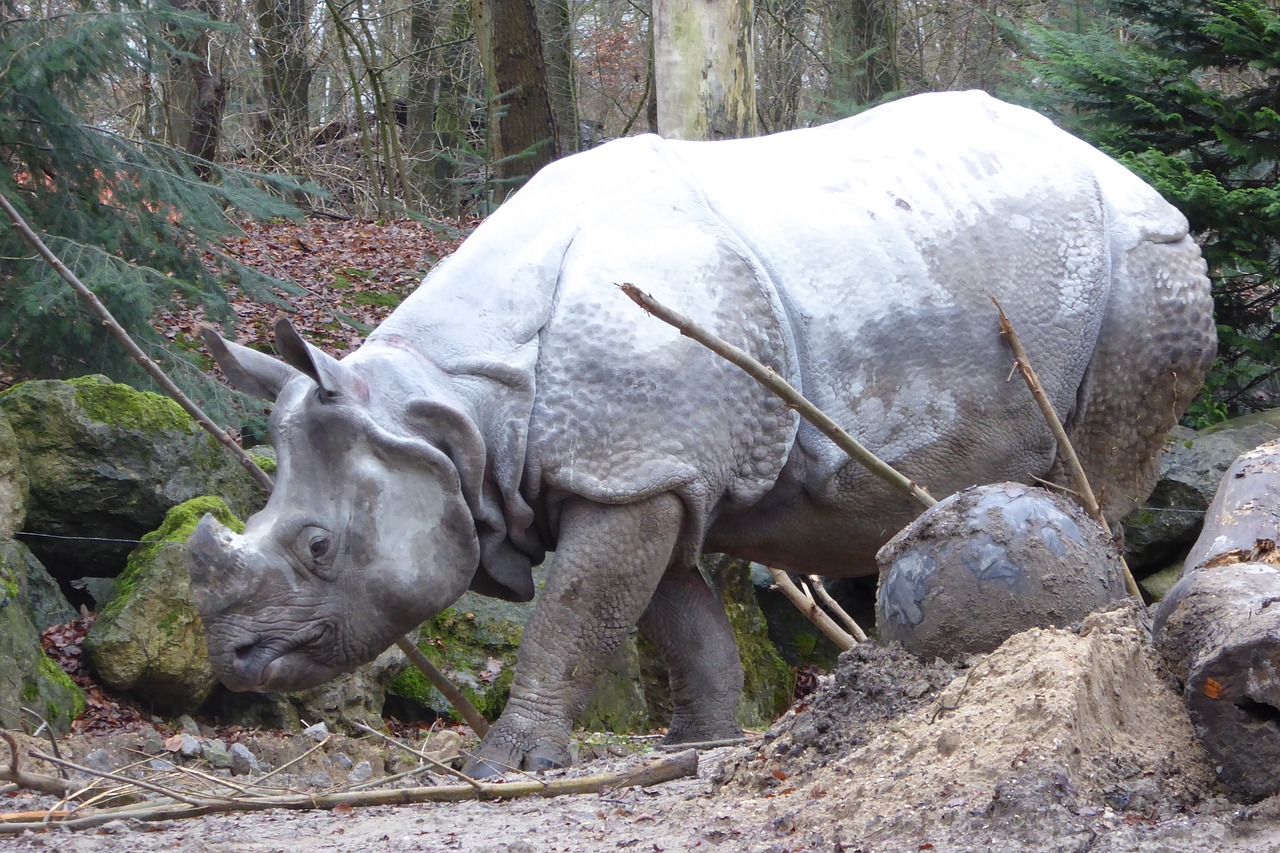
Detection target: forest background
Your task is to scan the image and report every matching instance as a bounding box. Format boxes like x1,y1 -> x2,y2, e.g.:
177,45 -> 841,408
0,0 -> 1278,433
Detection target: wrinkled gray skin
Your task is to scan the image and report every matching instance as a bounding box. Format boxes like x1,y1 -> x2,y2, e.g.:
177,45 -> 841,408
188,91 -> 1216,777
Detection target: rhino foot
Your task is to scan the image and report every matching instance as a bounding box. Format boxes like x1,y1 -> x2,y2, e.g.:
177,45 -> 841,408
462,717 -> 572,779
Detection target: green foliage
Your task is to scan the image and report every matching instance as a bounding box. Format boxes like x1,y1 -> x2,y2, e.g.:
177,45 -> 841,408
0,2 -> 307,422
1011,0 -> 1280,415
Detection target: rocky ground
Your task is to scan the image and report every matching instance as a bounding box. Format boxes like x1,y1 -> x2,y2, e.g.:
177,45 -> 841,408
3,604 -> 1280,853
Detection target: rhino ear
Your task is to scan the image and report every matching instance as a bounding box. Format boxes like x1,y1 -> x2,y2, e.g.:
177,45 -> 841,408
407,399 -> 535,603
273,317 -> 364,401
199,326 -> 300,401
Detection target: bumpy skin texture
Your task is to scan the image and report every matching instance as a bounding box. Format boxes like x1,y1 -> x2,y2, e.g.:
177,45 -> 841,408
188,91 -> 1216,776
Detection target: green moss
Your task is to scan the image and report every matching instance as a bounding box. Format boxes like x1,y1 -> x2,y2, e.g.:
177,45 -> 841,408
35,652 -> 86,721
67,375 -> 192,434
354,291 -> 404,309
100,496 -> 244,622
249,452 -> 277,474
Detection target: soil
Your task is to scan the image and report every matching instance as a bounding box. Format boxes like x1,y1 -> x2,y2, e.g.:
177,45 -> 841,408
5,604 -> 1280,853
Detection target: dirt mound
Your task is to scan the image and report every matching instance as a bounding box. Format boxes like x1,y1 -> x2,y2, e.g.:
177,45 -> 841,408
716,603 -> 1227,851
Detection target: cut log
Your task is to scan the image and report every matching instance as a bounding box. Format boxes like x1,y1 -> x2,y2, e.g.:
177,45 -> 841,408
1153,563 -> 1280,800
1153,439 -> 1280,800
1183,439 -> 1280,572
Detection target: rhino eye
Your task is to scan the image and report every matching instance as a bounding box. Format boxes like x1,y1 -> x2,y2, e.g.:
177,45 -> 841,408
309,535 -> 331,559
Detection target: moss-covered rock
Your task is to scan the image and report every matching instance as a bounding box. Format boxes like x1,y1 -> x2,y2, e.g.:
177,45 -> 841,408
0,536 -> 84,733
0,538 -> 75,631
83,496 -> 244,711
0,411 -> 27,539
0,376 -> 269,589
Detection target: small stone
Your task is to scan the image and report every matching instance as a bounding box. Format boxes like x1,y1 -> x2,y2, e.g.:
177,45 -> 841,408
229,743 -> 259,776
178,733 -> 202,759
82,748 -> 114,774
203,739 -> 232,769
348,761 -> 374,784
137,727 -> 166,755
305,770 -> 333,789
332,752 -> 354,771
302,722 -> 328,742
177,715 -> 202,737
149,758 -> 176,772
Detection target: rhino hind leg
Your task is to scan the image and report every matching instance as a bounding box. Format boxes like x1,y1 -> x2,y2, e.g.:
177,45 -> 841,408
463,493 -> 684,778
1054,234 -> 1216,524
638,563 -> 745,745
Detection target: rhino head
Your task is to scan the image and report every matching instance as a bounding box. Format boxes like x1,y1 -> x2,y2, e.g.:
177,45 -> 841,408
188,319 -> 533,693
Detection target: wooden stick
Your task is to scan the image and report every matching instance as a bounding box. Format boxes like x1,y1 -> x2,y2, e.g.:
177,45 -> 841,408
620,283 -> 936,510
808,575 -> 869,642
394,636 -> 490,737
0,733 -> 72,798
767,569 -> 856,652
0,750 -> 699,833
991,298 -> 1142,602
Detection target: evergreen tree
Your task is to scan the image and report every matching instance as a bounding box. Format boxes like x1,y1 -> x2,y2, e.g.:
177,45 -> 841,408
0,2 -> 304,418
1012,0 -> 1280,420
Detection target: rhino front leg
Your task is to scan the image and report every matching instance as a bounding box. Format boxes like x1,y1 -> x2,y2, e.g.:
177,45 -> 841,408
463,492 -> 683,777
639,565 -> 744,744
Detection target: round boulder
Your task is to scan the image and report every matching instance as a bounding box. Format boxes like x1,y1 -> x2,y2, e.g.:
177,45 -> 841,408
876,483 -> 1128,661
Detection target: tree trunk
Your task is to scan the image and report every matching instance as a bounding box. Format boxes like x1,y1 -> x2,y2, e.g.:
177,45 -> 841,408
536,0 -> 578,156
471,0 -> 559,204
826,0 -> 898,112
254,0 -> 315,171
406,0 -> 474,215
653,0 -> 755,140
1153,440 -> 1280,801
162,0 -> 229,177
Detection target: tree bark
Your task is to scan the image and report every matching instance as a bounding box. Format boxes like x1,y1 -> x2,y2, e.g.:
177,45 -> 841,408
826,0 -> 898,111
162,0 -> 230,178
254,0 -> 315,171
1153,440 -> 1280,801
653,0 -> 756,140
471,0 -> 558,204
406,0 -> 472,215
536,0 -> 578,156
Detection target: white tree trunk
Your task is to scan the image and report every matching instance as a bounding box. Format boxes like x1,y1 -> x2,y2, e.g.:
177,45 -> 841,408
653,0 -> 756,140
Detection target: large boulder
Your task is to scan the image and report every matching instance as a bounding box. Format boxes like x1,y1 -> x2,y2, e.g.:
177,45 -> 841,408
84,496 -> 240,710
1123,410 -> 1280,573
0,539 -> 84,733
0,410 -> 27,538
0,375 -> 269,590
877,483 -> 1129,661
1,538 -> 75,631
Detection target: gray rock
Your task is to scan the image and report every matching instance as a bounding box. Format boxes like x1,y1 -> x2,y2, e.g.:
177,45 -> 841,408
178,734 -> 201,759
348,760 -> 374,784
84,497 -> 243,712
877,483 -> 1129,661
202,739 -> 232,769
332,752 -> 354,770
82,748 -> 115,775
0,411 -> 27,538
0,376 -> 268,584
229,743 -> 259,776
1123,410 -> 1280,571
137,727 -> 167,755
0,537 -> 74,631
303,721 -> 329,741
0,536 -> 84,734
176,715 -> 202,737
304,770 -> 333,789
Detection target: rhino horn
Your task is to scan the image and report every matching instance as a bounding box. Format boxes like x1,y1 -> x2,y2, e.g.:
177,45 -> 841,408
273,317 -> 364,401
188,514 -> 262,614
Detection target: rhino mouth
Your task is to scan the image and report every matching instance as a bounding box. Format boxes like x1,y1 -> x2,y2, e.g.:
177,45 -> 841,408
221,622 -> 338,693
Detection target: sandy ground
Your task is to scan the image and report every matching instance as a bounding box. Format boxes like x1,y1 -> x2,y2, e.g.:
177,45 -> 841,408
6,605 -> 1280,853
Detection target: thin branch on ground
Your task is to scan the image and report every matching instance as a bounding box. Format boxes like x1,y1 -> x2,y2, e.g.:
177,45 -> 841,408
768,569 -> 857,651
808,575 -> 869,642
0,749 -> 699,834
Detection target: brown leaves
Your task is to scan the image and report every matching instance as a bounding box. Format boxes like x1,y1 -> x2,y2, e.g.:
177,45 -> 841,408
186,217 -> 474,356
41,614 -> 148,734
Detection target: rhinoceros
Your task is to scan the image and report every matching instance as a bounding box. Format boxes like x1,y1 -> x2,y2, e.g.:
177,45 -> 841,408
189,90 -> 1216,775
